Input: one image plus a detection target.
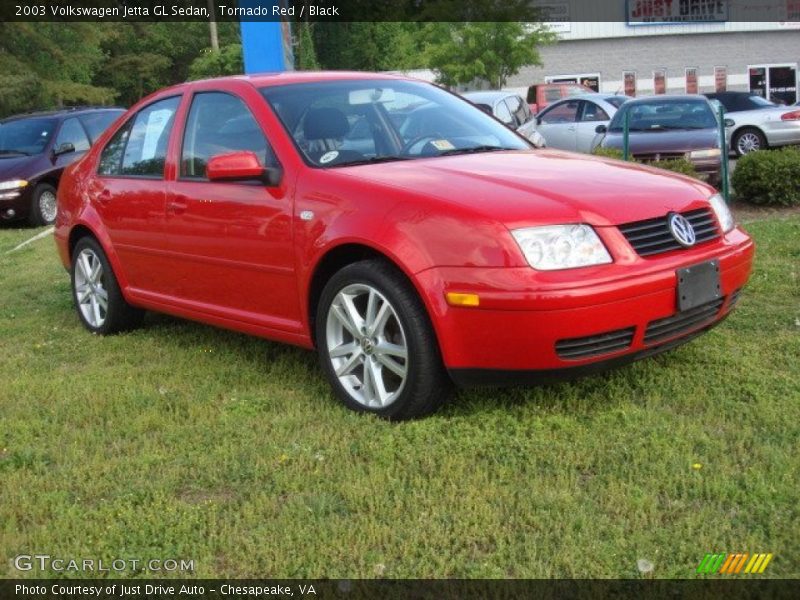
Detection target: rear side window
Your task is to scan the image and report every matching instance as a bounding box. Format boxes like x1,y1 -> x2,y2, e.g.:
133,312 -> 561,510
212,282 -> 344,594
54,118 -> 90,153
181,92 -> 274,179
79,111 -> 123,142
121,97 -> 180,177
98,97 -> 180,177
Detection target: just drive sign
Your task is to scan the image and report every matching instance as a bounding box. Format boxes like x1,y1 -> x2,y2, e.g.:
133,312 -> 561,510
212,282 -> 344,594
627,0 -> 728,23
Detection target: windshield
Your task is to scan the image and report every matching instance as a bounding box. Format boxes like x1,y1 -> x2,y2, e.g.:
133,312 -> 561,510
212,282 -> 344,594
605,96 -> 628,109
0,118 -> 57,156
608,100 -> 717,132
748,95 -> 776,108
260,80 -> 529,168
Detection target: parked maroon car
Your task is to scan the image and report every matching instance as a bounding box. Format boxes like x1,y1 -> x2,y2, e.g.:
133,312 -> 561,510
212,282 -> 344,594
0,107 -> 124,226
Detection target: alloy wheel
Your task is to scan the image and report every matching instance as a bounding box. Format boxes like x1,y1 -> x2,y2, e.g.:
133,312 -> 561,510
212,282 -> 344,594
74,248 -> 108,328
325,283 -> 409,408
39,190 -> 57,223
737,132 -> 761,154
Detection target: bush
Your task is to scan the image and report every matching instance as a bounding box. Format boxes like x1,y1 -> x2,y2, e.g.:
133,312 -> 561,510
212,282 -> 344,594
732,147 -> 800,206
591,146 -> 629,160
591,147 -> 700,180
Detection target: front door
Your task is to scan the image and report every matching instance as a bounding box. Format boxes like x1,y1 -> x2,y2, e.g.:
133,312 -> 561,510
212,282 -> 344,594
164,90 -> 300,331
537,100 -> 580,151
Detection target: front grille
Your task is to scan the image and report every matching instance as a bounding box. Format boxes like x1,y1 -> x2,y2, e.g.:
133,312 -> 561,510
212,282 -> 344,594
634,152 -> 687,162
555,327 -> 635,360
644,298 -> 725,344
619,208 -> 720,257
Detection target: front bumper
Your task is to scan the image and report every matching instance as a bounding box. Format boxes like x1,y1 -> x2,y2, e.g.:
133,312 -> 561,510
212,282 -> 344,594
416,228 -> 754,384
0,185 -> 33,221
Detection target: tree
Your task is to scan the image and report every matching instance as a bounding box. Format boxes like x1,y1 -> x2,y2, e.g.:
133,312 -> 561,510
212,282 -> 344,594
188,44 -> 243,80
294,22 -> 319,70
423,22 -> 555,89
0,22 -> 115,116
313,23 -> 424,72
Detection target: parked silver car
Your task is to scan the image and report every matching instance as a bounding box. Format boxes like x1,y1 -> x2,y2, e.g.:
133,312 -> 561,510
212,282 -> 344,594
462,91 -> 546,147
705,92 -> 800,156
532,94 -> 628,153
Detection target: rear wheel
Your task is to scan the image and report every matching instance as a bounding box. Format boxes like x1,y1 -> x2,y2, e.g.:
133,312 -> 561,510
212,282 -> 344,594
733,127 -> 766,156
316,259 -> 451,420
28,183 -> 58,226
71,237 -> 144,335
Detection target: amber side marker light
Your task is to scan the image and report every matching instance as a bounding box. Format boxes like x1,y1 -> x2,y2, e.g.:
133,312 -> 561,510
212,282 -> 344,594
445,292 -> 480,307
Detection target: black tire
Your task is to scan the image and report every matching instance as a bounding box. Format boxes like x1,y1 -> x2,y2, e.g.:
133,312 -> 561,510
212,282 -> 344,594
28,183 -> 58,226
316,259 -> 451,420
71,236 -> 144,335
733,127 -> 767,157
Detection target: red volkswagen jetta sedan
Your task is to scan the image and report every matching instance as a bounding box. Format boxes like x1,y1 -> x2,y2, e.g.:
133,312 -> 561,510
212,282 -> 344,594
55,73 -> 754,419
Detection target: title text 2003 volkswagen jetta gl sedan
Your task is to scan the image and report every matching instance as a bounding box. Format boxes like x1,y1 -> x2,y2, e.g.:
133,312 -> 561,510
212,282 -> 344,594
55,73 -> 754,420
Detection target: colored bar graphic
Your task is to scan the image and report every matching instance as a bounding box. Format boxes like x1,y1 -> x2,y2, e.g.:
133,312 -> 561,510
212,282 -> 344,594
697,552 -> 774,575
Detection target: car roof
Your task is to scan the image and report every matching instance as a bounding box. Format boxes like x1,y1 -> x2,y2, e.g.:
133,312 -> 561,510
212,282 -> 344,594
622,94 -> 711,105
462,91 -> 515,103
0,106 -> 125,124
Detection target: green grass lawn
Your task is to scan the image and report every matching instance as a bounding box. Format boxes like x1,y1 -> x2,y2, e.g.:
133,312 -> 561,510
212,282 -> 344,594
0,216 -> 798,579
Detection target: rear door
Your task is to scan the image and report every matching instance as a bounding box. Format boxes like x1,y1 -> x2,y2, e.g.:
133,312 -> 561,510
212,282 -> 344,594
164,86 -> 301,330
90,96 -> 181,294
536,100 -> 580,151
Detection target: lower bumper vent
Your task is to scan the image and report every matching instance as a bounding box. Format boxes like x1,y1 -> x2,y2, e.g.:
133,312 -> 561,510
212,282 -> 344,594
644,298 -> 725,345
556,327 -> 636,360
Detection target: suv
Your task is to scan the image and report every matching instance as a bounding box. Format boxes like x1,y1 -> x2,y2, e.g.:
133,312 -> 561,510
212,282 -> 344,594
526,83 -> 594,114
0,107 -> 124,225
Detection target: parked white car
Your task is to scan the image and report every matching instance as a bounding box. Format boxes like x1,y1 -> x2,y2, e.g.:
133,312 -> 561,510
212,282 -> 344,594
532,94 -> 628,153
705,92 -> 800,156
462,91 -> 546,148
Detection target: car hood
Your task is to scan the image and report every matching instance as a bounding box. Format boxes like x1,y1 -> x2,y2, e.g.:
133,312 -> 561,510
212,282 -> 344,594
0,155 -> 33,180
603,129 -> 719,154
337,150 -> 712,227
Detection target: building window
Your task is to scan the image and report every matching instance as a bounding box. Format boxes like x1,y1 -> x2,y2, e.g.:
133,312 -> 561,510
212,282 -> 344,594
545,73 -> 601,92
685,68 -> 698,94
748,64 -> 798,105
714,66 -> 727,92
654,69 -> 667,94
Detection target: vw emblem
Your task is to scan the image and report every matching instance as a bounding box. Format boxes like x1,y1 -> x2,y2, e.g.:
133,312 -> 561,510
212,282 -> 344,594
668,213 -> 696,247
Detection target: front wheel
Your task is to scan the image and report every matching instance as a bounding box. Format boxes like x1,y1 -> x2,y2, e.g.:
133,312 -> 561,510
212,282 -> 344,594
28,183 -> 58,226
71,237 -> 144,335
733,128 -> 766,156
316,260 -> 451,420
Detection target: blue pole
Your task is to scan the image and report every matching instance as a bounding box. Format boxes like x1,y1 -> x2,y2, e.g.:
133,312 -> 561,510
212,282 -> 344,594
238,1 -> 293,73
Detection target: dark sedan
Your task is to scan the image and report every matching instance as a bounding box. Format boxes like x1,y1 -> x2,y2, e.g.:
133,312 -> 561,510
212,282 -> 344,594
0,106 -> 124,226
598,96 -> 722,187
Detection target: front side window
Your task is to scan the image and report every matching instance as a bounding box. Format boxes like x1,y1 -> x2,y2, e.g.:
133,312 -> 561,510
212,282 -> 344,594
181,92 -> 275,179
0,118 -> 57,156
54,118 -> 90,153
98,121 -> 132,176
580,102 -> 610,122
494,100 -> 514,126
79,110 -> 124,143
121,97 -> 180,177
261,80 -> 529,168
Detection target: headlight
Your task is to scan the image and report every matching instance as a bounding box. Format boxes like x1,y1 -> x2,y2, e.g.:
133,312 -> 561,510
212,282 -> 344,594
511,224 -> 612,271
0,179 -> 28,191
689,149 -> 721,159
708,193 -> 735,233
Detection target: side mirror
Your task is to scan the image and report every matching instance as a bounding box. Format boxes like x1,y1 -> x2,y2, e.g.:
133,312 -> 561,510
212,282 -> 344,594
53,142 -> 75,157
724,118 -> 735,128
595,124 -> 607,134
206,151 -> 282,187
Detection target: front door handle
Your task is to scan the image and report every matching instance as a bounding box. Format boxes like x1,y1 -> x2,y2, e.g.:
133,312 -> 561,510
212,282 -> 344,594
97,189 -> 112,204
167,200 -> 188,214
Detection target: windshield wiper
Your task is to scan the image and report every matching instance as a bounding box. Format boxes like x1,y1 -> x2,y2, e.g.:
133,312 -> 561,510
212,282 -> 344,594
0,149 -> 31,156
329,155 -> 413,167
438,145 -> 514,156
